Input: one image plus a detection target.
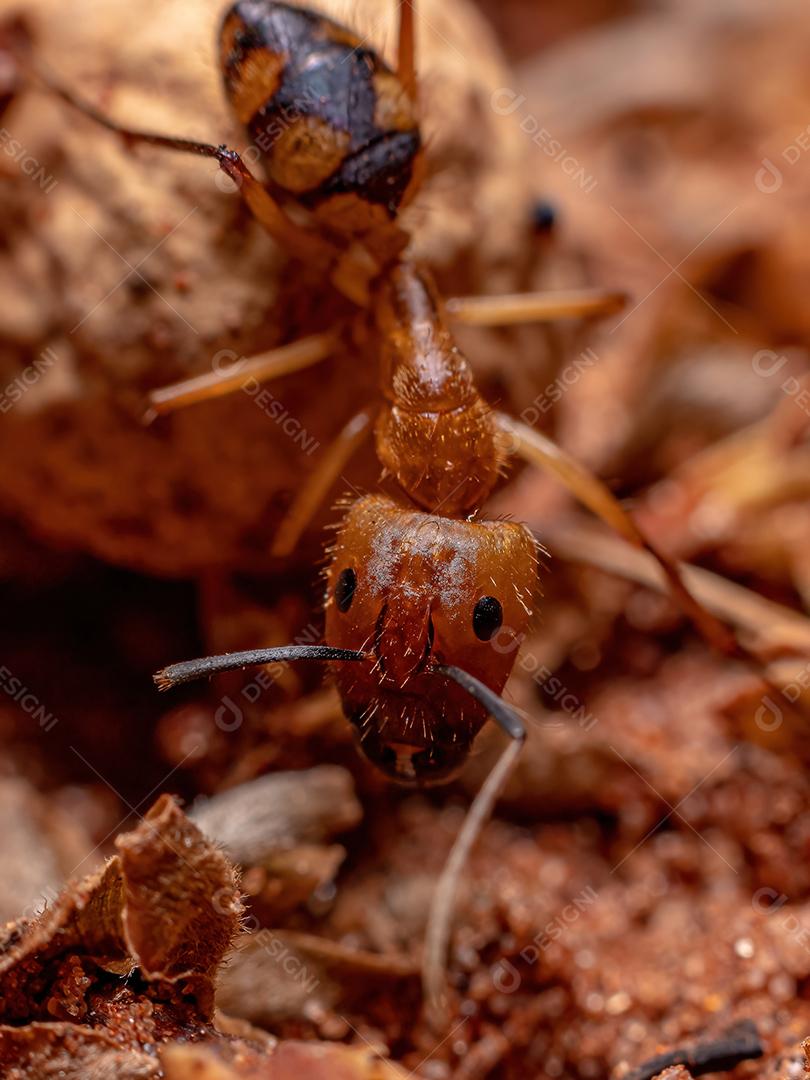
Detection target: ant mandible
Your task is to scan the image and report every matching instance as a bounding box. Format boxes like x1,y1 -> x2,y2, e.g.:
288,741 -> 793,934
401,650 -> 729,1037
28,0 -> 736,1022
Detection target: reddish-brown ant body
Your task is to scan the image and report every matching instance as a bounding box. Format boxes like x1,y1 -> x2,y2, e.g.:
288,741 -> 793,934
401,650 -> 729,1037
28,0 -> 734,1018
220,0 -> 422,260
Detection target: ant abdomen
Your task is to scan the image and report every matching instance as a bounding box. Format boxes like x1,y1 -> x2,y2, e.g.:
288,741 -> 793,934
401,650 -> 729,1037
220,0 -> 422,242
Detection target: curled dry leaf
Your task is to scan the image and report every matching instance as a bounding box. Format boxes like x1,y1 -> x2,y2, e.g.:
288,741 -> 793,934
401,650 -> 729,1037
0,793 -> 405,1079
0,794 -> 242,1074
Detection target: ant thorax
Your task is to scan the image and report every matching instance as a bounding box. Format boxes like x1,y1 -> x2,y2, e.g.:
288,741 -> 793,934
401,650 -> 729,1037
373,263 -> 508,516
324,495 -> 536,784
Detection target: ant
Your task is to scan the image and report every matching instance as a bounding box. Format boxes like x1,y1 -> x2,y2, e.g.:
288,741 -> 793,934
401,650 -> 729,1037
24,0 -> 738,1022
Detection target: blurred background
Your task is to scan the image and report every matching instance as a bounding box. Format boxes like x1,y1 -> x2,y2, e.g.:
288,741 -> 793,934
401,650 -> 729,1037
1,0 -> 810,1076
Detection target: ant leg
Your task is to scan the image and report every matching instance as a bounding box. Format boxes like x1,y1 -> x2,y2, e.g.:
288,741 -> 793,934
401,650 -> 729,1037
146,332 -> 336,417
271,406 -> 377,557
31,64 -> 339,266
422,665 -> 526,1026
445,288 -> 628,326
424,737 -> 522,1026
218,157 -> 379,304
495,412 -> 738,654
397,0 -> 417,102
221,153 -> 341,266
35,66 -> 228,159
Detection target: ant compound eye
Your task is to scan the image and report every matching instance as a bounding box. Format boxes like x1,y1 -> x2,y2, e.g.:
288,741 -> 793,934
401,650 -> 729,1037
532,198 -> 557,234
335,568 -> 357,613
472,596 -> 503,641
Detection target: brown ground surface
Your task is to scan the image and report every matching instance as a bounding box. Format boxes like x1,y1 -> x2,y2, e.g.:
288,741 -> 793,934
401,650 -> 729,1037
2,0 -> 810,1077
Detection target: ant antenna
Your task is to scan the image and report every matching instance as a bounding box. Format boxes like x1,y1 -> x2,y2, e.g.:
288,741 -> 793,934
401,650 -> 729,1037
156,648 -> 525,1021
153,646 -> 367,690
436,665 -> 525,742
29,60 -> 229,161
423,666 -> 526,1025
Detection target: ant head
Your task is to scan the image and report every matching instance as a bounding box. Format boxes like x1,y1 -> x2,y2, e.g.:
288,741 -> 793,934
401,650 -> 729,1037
221,2 -> 423,244
325,495 -> 537,785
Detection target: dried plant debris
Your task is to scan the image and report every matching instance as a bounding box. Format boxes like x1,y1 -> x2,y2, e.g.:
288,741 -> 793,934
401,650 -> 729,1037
160,1040 -> 406,1080
613,1020 -> 764,1080
190,766 -> 363,921
0,795 -> 237,1075
190,766 -> 362,867
0,1023 -> 164,1080
0,794 -> 407,1078
218,930 -> 417,1029
0,777 -> 92,924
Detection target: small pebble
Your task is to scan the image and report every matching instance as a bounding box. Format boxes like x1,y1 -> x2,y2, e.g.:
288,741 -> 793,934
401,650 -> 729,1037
734,937 -> 755,959
606,992 -> 632,1015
